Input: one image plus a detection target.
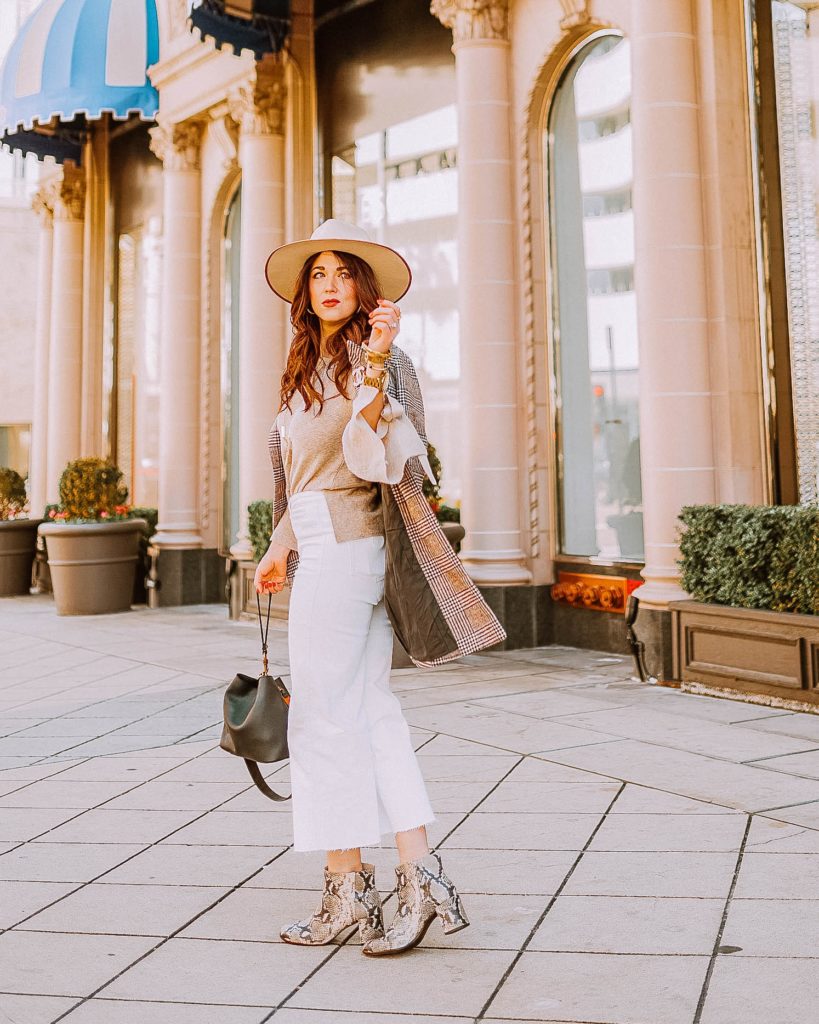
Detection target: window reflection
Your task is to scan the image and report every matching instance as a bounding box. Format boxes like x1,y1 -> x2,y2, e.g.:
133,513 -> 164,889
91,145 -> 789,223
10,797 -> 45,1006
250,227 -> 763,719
330,105 -> 461,500
547,35 -> 644,561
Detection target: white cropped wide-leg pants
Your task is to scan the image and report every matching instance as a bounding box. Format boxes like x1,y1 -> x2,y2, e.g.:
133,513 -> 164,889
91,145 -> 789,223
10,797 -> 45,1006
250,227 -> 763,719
287,491 -> 434,852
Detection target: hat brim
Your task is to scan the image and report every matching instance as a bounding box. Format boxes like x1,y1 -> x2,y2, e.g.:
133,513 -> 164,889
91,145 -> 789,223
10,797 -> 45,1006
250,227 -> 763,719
264,237 -> 412,303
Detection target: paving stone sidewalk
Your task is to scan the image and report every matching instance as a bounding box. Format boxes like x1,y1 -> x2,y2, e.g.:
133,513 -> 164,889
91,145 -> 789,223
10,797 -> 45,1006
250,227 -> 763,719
1,596 -> 819,1024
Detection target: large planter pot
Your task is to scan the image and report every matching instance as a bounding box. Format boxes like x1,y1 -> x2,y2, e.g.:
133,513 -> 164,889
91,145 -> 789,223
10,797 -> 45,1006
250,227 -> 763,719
671,599 -> 819,705
39,519 -> 147,616
0,519 -> 42,596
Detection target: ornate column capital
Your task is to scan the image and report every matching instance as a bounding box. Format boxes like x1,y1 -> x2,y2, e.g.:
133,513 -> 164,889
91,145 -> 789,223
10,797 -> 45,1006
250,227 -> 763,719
149,119 -> 204,171
52,165 -> 86,222
32,181 -> 58,226
228,58 -> 287,136
430,0 -> 509,43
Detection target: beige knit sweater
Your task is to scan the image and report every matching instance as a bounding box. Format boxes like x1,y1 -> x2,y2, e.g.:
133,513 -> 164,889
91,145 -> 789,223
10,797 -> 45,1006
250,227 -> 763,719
269,360 -> 433,552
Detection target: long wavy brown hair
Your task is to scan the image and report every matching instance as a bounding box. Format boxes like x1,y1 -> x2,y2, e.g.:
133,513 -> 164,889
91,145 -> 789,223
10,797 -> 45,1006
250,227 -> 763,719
279,250 -> 382,413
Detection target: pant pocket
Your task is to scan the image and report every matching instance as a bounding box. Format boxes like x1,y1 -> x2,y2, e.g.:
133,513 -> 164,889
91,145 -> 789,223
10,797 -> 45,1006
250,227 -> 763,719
346,534 -> 386,580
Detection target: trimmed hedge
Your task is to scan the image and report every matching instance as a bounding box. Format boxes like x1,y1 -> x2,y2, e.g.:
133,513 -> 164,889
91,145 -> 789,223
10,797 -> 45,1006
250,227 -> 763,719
678,504 -> 819,615
248,499 -> 274,565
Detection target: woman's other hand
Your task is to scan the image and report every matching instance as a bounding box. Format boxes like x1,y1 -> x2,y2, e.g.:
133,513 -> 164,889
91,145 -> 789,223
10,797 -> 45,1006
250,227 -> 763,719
368,299 -> 401,352
254,542 -> 290,594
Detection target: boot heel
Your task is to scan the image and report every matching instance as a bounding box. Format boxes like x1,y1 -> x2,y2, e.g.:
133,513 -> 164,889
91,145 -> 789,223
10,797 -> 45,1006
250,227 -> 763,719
357,914 -> 385,944
435,893 -> 470,935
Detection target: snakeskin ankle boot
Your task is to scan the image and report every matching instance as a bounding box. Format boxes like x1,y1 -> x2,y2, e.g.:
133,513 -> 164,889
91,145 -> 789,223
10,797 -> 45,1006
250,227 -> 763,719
362,851 -> 469,956
280,863 -> 385,945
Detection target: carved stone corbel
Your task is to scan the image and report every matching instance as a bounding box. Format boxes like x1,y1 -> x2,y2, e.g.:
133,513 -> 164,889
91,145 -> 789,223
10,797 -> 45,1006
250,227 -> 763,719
559,0 -> 592,30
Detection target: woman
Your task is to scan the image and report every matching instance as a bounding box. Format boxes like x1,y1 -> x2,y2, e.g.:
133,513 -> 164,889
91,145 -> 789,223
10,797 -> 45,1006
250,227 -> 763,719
256,219 -> 506,956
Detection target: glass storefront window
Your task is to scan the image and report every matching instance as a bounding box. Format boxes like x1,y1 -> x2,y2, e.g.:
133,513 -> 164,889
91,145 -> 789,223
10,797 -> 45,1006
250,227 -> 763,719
0,423 -> 30,479
330,106 -> 461,500
546,34 -> 644,562
221,188 -> 242,554
113,219 -> 162,507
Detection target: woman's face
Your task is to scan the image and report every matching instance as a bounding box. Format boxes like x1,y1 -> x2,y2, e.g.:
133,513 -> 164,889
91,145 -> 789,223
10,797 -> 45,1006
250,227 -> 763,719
308,251 -> 358,328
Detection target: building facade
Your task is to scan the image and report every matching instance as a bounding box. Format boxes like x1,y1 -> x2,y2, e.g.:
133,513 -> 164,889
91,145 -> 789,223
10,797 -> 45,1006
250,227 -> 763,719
3,0 -> 817,674
0,0 -> 42,479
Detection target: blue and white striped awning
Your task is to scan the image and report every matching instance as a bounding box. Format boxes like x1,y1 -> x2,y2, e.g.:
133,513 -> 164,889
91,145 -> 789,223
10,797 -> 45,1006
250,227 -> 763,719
0,0 -> 160,163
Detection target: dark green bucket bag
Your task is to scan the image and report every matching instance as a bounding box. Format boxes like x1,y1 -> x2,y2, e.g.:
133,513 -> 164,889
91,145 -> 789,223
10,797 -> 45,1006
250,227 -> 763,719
220,594 -> 291,802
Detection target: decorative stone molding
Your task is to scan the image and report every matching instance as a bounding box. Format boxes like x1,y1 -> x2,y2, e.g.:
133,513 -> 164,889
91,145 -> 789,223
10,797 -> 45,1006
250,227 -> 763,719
430,0 -> 509,43
51,165 -> 86,222
559,0 -> 592,30
519,111 -> 541,559
228,59 -> 287,136
168,0 -> 189,39
209,112 -> 239,171
149,119 -> 204,171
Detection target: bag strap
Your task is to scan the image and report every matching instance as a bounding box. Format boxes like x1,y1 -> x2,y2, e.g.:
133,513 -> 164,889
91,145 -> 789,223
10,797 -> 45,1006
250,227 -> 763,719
244,758 -> 291,802
256,592 -> 272,676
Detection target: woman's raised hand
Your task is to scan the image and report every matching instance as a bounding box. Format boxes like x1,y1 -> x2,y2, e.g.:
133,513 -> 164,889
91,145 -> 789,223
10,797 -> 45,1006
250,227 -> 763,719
367,299 -> 401,353
254,542 -> 290,595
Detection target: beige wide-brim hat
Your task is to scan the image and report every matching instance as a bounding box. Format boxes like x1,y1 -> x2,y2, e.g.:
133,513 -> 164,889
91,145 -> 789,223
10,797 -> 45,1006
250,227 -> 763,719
264,219 -> 412,303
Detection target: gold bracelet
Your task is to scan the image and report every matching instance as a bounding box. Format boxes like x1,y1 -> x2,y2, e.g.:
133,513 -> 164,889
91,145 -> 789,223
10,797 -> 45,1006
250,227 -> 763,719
364,361 -> 387,378
363,345 -> 390,365
362,373 -> 388,391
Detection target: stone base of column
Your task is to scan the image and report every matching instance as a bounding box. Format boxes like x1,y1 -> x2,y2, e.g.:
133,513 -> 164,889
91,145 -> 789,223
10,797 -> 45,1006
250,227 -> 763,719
152,548 -> 227,607
461,550 -> 533,585
151,528 -> 204,550
229,536 -> 255,563
630,578 -> 690,610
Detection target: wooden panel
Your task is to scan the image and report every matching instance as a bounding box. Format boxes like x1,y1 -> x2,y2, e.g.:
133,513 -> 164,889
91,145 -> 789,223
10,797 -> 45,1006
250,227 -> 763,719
671,601 -> 819,700
684,622 -> 803,690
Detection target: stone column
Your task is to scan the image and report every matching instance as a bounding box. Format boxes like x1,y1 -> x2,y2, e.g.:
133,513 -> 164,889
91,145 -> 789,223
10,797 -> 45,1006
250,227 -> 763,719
29,185 -> 55,516
148,120 -> 204,549
228,59 -> 288,561
431,0 -> 530,584
631,0 -> 716,607
46,165 -> 86,504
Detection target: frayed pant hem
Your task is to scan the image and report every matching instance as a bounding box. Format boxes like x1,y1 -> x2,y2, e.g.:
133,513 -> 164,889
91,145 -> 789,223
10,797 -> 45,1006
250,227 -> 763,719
293,815 -> 436,854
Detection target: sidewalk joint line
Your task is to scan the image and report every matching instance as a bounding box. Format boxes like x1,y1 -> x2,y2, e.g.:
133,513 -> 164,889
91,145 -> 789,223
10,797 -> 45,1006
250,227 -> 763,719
692,813 -> 752,1024
473,781 -> 627,1023
48,844 -> 294,1023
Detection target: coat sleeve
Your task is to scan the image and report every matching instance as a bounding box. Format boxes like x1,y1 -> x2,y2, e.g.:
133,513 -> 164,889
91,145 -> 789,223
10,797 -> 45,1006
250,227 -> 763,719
341,385 -> 435,486
267,422 -> 298,552
341,348 -> 434,488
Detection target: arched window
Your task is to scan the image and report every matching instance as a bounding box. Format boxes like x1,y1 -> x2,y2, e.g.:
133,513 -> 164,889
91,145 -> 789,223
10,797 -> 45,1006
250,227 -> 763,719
221,186 -> 241,554
547,34 -> 644,562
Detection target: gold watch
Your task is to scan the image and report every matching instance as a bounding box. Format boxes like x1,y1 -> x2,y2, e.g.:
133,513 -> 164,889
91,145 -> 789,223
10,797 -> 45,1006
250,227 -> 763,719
362,372 -> 388,392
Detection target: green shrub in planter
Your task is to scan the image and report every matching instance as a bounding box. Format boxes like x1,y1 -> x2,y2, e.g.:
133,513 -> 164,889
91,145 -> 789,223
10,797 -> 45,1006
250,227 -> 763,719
248,499 -> 274,565
678,504 -> 819,615
0,468 -> 27,520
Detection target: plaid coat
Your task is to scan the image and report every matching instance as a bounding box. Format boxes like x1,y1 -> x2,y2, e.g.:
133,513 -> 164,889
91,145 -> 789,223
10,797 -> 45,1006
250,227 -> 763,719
267,340 -> 507,667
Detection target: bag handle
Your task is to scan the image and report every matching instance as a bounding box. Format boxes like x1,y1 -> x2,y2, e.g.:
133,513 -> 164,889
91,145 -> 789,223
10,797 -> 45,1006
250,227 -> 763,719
256,592 -> 271,676
250,593 -> 291,801
244,759 -> 290,802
